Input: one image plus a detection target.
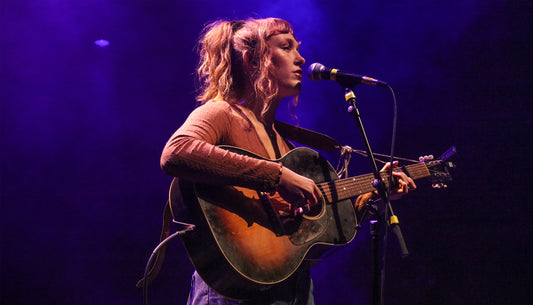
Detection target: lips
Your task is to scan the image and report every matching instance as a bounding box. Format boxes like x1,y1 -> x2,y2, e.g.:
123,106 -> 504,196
294,70 -> 303,79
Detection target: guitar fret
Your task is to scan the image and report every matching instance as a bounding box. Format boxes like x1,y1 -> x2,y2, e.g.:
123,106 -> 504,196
319,163 -> 430,203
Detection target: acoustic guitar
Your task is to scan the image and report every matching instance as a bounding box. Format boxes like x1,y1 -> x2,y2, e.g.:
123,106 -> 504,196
171,146 -> 454,300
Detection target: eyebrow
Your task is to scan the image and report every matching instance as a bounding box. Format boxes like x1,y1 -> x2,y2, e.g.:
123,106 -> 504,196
269,33 -> 301,50
282,36 -> 301,48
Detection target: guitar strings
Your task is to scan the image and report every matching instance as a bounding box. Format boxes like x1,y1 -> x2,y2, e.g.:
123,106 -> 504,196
317,164 -> 430,203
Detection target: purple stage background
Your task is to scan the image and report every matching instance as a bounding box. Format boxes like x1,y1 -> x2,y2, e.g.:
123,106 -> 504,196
1,1 -> 531,304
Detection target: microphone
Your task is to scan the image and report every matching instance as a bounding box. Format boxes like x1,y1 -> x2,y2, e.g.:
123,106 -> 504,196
308,62 -> 388,88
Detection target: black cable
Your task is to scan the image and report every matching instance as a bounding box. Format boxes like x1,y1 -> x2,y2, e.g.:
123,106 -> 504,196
142,224 -> 196,305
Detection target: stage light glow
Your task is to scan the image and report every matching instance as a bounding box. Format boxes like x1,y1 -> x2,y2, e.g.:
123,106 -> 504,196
94,39 -> 110,47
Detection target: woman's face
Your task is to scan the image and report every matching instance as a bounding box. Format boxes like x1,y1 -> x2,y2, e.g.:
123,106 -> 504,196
267,33 -> 306,98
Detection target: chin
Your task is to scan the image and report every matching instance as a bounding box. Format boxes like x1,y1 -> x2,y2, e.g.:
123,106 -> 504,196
278,82 -> 302,98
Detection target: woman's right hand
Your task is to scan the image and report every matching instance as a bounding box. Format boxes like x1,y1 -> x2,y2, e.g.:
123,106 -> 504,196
276,167 -> 322,212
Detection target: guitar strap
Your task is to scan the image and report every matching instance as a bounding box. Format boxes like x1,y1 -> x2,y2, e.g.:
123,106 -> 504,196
274,120 -> 342,151
138,122 -> 342,288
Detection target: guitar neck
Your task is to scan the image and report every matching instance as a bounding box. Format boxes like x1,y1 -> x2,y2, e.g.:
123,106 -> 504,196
318,163 -> 430,203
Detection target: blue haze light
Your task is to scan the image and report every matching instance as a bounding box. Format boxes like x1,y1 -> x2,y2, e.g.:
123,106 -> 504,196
94,39 -> 110,47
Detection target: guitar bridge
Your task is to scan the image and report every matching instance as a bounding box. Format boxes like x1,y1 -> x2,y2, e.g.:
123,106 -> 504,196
258,192 -> 286,236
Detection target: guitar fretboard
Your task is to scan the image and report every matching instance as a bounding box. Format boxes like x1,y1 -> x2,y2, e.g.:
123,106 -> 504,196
318,163 -> 430,203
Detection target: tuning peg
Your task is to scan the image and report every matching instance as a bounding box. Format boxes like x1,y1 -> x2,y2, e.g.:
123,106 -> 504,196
419,155 -> 434,162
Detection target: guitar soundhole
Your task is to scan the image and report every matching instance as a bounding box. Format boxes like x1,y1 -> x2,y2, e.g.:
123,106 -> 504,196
303,197 -> 325,219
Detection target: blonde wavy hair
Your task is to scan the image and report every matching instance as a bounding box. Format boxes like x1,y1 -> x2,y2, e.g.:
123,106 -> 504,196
195,17 -> 298,121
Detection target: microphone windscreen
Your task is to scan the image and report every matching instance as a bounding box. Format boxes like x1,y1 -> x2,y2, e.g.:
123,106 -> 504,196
307,63 -> 325,81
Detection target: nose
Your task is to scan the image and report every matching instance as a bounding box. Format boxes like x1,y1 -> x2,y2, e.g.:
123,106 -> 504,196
295,51 -> 305,66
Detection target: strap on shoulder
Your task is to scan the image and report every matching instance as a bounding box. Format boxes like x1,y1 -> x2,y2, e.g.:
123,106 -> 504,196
274,120 -> 342,151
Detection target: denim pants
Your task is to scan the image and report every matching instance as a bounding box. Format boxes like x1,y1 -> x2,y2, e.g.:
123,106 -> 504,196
187,269 -> 315,305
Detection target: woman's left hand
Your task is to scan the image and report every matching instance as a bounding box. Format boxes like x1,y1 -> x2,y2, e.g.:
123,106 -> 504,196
381,161 -> 417,201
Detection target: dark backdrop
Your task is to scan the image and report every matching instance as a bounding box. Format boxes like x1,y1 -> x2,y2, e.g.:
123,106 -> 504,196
2,1 -> 531,304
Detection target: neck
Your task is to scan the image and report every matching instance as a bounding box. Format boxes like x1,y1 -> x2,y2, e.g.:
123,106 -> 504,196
262,99 -> 280,127
242,95 -> 281,127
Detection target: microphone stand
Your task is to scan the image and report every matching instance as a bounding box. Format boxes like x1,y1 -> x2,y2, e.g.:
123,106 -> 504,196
342,86 -> 403,305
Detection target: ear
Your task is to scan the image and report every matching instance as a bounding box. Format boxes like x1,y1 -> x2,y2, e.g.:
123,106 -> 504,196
243,50 -> 258,69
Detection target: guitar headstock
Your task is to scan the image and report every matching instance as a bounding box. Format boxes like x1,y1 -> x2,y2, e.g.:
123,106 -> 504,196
419,146 -> 456,189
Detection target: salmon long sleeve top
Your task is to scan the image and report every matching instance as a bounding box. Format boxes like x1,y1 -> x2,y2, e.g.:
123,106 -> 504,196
160,100 -> 286,193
